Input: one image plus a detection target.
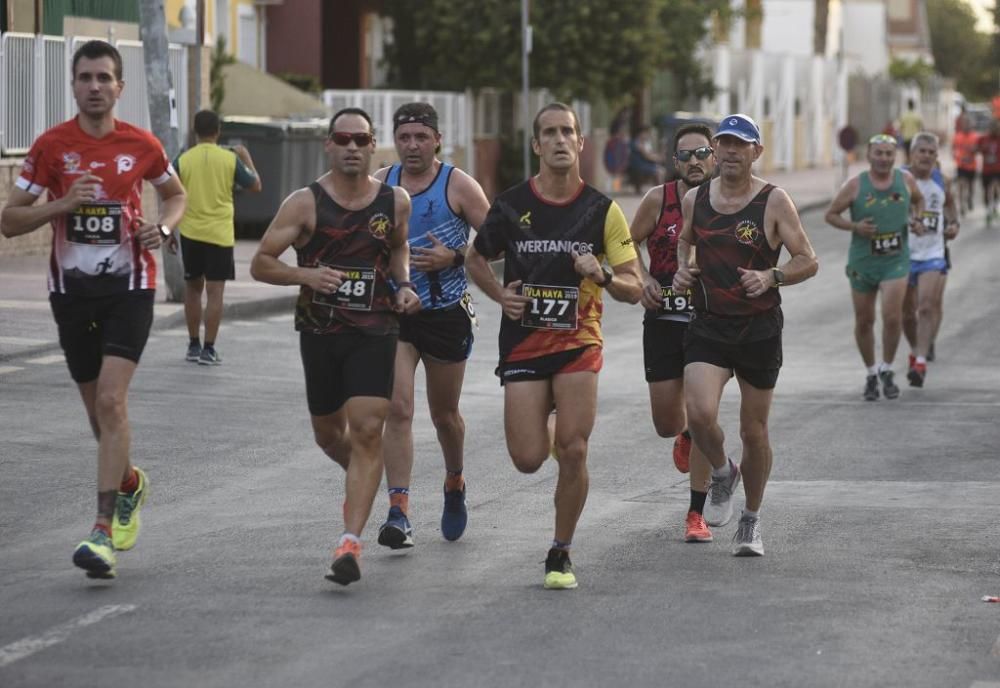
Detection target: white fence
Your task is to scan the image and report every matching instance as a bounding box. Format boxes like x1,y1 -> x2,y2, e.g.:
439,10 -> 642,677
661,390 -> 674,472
1,33 -> 188,156
323,89 -> 471,164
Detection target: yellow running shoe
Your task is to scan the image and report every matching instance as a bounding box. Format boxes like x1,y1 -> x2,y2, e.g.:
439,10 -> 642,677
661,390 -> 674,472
543,548 -> 578,590
113,467 -> 148,551
72,530 -> 116,579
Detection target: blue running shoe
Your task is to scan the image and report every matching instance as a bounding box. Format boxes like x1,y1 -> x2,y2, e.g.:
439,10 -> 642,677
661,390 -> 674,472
441,484 -> 468,542
377,506 -> 414,549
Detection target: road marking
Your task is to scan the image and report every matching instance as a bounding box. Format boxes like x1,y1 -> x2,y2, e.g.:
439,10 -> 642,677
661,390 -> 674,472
970,682 -> 1000,688
0,366 -> 24,375
266,314 -> 292,323
0,336 -> 50,346
24,354 -> 64,365
0,604 -> 137,668
0,300 -> 52,311
775,399 -> 1000,408
226,320 -> 258,327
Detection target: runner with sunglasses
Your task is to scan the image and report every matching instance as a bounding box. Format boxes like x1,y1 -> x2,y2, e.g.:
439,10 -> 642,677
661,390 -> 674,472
0,40 -> 187,580
251,108 -> 420,586
371,102 -> 491,549
628,123 -> 717,542
825,133 -> 924,401
672,114 -> 818,556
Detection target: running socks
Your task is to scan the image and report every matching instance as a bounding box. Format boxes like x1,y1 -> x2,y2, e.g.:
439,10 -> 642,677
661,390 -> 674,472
877,361 -> 892,374
690,490 -> 708,515
712,461 -> 732,480
189,337 -> 200,348
338,533 -> 360,547
119,467 -> 139,494
92,522 -> 112,538
388,487 -> 409,514
742,509 -> 760,520
867,365 -> 878,376
444,470 -> 464,492
551,538 -> 571,551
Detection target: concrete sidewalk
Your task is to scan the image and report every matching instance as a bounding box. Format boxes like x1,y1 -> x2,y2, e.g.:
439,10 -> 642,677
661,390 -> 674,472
0,162 -> 862,363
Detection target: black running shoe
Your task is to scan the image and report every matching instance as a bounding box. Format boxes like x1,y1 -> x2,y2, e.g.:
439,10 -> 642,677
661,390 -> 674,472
543,548 -> 578,589
863,374 -> 880,401
879,370 -> 900,399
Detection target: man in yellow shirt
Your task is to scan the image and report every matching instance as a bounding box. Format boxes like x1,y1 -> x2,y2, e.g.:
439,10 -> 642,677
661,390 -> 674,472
899,99 -> 923,164
170,110 -> 261,364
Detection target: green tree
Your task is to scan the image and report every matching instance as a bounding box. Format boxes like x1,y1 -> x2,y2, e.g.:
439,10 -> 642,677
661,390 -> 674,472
210,36 -> 236,114
382,0 -> 726,103
927,0 -> 993,99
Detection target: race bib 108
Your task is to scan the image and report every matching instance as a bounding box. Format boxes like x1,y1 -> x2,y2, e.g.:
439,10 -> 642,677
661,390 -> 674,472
66,202 -> 123,246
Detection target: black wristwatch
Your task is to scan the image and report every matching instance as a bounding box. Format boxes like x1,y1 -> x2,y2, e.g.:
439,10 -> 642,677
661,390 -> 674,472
598,265 -> 614,287
771,267 -> 785,288
158,223 -> 172,239
452,248 -> 465,267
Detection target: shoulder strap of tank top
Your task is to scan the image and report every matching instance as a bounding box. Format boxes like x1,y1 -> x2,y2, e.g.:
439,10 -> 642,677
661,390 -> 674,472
664,180 -> 679,208
386,164 -> 402,186
308,181 -> 323,203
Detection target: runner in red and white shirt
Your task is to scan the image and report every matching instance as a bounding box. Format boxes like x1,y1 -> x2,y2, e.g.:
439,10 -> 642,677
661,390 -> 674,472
1,40 -> 186,580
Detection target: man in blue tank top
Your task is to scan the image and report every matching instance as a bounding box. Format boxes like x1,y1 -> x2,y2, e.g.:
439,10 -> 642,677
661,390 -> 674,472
373,103 -> 491,549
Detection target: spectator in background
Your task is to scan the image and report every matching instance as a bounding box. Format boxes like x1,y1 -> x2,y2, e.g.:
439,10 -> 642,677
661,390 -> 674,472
628,125 -> 666,191
952,115 -> 979,215
170,110 -> 261,365
899,99 -> 923,164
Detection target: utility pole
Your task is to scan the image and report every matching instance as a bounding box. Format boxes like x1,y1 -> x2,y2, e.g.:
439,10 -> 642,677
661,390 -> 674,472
138,0 -> 184,302
521,0 -> 532,181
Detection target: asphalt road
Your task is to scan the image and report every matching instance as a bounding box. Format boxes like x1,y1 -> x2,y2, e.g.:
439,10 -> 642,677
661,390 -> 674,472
1,206 -> 999,688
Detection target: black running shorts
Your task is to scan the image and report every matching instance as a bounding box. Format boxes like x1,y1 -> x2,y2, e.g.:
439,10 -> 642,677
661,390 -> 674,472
49,290 -> 155,383
398,302 -> 473,362
642,318 -> 688,383
684,330 -> 782,390
299,330 -> 397,415
181,234 -> 235,281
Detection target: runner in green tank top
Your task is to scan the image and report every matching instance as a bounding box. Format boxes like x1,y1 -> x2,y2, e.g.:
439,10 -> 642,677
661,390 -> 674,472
825,134 -> 925,402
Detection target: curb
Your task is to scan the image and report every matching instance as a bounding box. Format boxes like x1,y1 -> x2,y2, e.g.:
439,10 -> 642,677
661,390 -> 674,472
2,293 -> 297,363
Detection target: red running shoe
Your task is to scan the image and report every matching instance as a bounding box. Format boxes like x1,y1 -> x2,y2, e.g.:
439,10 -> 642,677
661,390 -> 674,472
684,511 -> 713,542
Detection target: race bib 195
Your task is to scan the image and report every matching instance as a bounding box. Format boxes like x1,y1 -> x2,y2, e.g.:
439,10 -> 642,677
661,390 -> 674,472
660,286 -> 694,314
520,283 -> 579,330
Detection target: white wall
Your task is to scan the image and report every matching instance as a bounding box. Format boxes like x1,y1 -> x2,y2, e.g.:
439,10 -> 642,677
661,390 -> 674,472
840,0 -> 889,75
761,0 -> 814,56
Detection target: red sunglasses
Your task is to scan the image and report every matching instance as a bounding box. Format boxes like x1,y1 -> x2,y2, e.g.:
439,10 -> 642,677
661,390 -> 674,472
330,132 -> 374,147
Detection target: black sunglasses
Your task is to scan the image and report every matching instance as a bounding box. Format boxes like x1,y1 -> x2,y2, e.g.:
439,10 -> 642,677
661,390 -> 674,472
330,132 -> 374,147
675,146 -> 713,162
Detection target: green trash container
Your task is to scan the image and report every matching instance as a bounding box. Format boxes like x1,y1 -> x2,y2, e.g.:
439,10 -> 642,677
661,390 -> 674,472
219,117 -> 330,238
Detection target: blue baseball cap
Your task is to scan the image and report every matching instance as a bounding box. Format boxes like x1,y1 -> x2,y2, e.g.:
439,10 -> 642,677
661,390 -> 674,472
714,114 -> 761,144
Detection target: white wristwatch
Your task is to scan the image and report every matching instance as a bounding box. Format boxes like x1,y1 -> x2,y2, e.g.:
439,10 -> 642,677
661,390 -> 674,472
157,224 -> 172,239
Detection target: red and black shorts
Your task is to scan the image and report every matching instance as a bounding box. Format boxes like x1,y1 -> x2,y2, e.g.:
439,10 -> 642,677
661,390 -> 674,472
496,345 -> 602,386
49,290 -> 155,383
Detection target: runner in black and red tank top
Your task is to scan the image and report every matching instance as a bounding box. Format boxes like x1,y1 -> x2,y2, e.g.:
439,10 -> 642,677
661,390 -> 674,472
673,114 -> 818,558
629,122 -> 717,543
251,107 -> 420,587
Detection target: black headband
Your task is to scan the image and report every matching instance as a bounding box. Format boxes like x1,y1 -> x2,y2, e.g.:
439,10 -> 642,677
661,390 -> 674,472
393,112 -> 439,133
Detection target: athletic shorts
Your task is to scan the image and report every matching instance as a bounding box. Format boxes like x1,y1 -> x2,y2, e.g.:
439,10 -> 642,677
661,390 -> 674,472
49,290 -> 155,383
497,345 -> 602,386
845,258 -> 909,293
908,257 -> 948,286
956,168 -> 977,181
642,318 -> 688,383
398,301 -> 473,362
982,172 -> 1000,195
299,330 -> 397,416
684,331 -> 782,390
181,235 -> 235,282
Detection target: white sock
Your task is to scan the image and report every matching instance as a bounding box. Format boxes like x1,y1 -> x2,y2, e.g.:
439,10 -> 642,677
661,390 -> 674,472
916,356 -> 926,365
712,460 -> 731,480
866,365 -> 878,376
742,509 -> 760,520
878,361 -> 892,373
338,533 -> 360,547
